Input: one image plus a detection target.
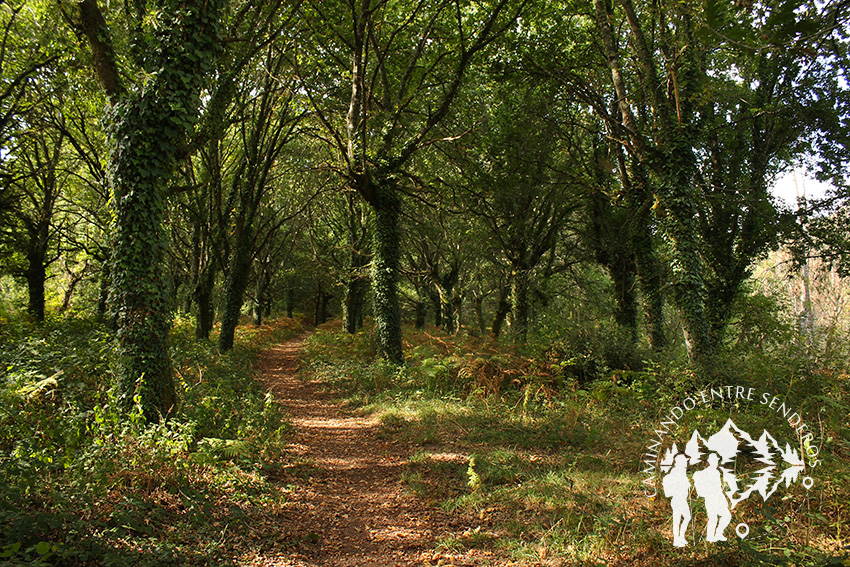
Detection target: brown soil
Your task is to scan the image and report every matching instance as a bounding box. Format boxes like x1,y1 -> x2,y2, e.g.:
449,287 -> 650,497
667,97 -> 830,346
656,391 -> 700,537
247,334 -> 509,567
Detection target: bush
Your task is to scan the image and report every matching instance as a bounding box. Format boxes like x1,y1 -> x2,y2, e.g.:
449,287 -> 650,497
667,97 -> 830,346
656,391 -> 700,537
0,313 -> 301,565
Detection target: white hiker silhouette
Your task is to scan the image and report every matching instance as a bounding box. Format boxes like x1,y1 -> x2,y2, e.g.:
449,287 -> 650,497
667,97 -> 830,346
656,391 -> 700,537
662,453 -> 692,547
693,453 -> 732,542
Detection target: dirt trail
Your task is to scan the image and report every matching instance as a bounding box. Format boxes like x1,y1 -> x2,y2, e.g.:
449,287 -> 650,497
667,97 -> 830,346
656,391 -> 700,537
251,334 -> 490,567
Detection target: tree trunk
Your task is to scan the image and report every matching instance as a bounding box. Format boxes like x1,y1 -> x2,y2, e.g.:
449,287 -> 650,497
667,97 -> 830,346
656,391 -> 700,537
321,292 -> 333,324
343,276 -> 367,333
252,264 -> 271,327
441,291 -> 456,334
342,250 -> 368,333
218,226 -> 252,352
587,186 -> 639,342
370,186 -> 404,364
97,260 -> 110,318
111,164 -> 175,420
25,250 -> 46,322
511,268 -> 531,343
492,286 -> 511,338
343,191 -> 368,333
414,300 -> 426,329
706,275 -> 745,348
623,160 -> 667,351
314,285 -> 333,325
473,293 -> 485,336
253,279 -> 264,327
195,267 -> 215,340
452,294 -> 463,334
75,0 -> 222,421
109,120 -> 176,420
286,287 -> 294,318
436,265 -> 459,334
610,256 -> 638,341
110,127 -> 176,419
429,288 -> 442,327
633,225 -> 666,351
654,151 -> 712,363
59,264 -> 87,314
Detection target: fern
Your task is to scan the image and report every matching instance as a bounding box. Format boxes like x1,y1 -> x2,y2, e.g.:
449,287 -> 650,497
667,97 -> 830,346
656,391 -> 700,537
198,437 -> 252,459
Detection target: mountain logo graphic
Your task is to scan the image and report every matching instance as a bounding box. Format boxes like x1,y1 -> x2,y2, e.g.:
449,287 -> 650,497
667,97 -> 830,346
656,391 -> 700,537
659,419 -> 811,547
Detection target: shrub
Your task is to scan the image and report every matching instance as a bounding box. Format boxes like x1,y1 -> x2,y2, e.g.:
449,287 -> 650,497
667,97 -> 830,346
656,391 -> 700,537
0,313 -> 301,565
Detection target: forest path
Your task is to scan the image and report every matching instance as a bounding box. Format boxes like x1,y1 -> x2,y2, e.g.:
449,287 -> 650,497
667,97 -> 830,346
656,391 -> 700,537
247,334 -> 494,567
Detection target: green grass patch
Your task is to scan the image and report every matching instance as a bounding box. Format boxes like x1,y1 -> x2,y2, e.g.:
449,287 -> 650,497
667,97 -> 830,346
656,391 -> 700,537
303,323 -> 850,567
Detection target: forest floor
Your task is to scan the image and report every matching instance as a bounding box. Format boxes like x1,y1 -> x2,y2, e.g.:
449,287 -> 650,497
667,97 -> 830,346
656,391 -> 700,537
247,334 -> 507,567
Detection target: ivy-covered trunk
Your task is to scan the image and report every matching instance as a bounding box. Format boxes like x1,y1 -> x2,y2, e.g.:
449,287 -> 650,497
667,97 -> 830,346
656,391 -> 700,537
610,256 -> 638,341
370,185 -> 404,364
706,275 -> 745,348
633,235 -> 666,351
110,112 -> 176,418
218,219 -> 253,352
653,148 -> 712,363
73,0 -> 222,420
587,188 -> 639,342
620,160 -> 667,351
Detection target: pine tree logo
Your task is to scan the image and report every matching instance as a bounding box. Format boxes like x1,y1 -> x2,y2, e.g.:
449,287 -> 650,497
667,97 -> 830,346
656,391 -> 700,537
659,419 -> 811,547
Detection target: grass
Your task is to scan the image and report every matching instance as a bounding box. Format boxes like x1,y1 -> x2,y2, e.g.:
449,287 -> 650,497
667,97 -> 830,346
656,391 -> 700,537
0,313 -> 304,566
303,321 -> 850,567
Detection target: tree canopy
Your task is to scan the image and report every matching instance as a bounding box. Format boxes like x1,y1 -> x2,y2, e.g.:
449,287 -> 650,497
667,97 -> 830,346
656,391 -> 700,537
0,0 -> 845,414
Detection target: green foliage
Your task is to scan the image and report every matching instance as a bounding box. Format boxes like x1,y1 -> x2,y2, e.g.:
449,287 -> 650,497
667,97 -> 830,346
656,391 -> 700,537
103,0 -> 225,420
303,306 -> 850,566
0,314 -> 299,565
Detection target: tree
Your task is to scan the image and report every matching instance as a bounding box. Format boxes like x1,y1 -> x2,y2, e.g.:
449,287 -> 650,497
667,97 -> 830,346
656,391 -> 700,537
404,202 -> 470,335
2,111 -> 65,321
0,1 -> 83,320
341,191 -> 369,333
444,77 -> 581,342
65,0 -> 225,419
576,0 -> 849,362
217,47 -> 304,352
295,0 -> 526,362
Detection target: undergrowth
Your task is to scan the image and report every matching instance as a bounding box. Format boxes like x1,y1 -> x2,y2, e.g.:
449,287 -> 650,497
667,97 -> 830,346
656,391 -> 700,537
303,320 -> 850,567
0,314 -> 303,566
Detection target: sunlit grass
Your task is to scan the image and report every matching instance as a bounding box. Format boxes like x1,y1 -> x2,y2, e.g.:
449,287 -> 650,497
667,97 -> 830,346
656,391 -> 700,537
303,323 -> 850,567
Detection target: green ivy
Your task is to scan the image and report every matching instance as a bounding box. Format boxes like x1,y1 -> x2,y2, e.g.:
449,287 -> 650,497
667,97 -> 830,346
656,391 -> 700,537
107,0 -> 224,421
